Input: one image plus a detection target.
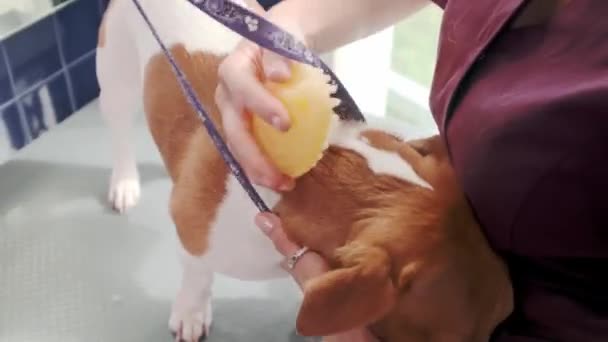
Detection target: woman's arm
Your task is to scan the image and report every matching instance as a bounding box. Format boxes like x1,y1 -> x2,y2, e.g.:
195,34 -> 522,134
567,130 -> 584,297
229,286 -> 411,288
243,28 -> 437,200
265,0 -> 431,53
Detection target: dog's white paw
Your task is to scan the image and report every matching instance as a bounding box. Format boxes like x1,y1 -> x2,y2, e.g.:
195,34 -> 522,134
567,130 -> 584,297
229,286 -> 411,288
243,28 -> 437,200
169,300 -> 212,342
108,175 -> 141,213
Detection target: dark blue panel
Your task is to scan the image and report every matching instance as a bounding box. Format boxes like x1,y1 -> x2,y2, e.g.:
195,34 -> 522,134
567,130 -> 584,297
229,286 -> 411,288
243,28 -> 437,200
19,84 -> 50,140
69,54 -> 99,110
47,73 -> 73,124
99,0 -> 111,14
4,16 -> 62,96
258,0 -> 283,9
0,44 -> 14,106
1,103 -> 26,150
19,72 -> 72,139
52,0 -> 72,6
55,0 -> 102,65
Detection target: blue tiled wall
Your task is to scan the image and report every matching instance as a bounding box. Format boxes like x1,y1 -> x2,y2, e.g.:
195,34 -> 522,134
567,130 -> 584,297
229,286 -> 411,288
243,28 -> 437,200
0,0 -> 106,158
0,0 -> 281,160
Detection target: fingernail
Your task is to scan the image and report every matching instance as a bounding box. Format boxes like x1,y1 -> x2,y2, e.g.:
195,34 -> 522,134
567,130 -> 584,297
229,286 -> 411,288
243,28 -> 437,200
257,216 -> 274,234
271,116 -> 281,128
272,115 -> 288,131
268,64 -> 290,80
278,179 -> 295,191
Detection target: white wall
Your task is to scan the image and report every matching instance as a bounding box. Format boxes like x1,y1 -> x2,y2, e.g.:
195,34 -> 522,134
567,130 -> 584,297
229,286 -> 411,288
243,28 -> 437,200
330,27 -> 395,118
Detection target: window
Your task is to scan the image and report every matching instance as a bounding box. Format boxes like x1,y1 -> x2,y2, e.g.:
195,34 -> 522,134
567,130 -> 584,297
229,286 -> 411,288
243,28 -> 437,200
329,4 -> 443,134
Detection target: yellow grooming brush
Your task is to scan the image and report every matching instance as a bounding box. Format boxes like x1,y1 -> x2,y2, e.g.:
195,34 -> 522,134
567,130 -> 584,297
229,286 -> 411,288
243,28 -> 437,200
252,62 -> 339,178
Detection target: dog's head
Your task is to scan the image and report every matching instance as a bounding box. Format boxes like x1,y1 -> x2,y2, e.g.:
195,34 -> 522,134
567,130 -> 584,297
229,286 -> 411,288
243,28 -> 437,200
274,123 -> 460,337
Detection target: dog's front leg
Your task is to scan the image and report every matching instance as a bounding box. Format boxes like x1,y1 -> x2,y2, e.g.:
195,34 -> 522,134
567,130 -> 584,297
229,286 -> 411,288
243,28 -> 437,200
96,11 -> 142,213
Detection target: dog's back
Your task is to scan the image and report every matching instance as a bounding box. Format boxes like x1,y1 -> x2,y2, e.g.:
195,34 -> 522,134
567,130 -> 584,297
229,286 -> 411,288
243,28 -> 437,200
143,46 -> 225,181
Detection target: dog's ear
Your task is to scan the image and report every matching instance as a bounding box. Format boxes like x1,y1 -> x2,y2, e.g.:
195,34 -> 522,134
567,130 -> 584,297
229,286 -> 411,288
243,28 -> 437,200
295,242 -> 397,337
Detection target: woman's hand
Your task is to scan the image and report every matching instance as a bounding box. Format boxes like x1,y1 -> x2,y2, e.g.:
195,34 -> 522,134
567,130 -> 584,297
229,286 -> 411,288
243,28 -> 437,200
254,212 -> 330,286
216,35 -> 297,191
216,0 -> 429,192
254,212 -> 380,342
215,1 -> 305,192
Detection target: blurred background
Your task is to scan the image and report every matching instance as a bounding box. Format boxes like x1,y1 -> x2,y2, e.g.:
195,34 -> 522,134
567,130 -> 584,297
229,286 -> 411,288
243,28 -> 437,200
0,0 -> 109,163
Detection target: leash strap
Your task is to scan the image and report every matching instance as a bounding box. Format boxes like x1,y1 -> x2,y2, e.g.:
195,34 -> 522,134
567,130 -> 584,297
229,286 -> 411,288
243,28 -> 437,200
130,0 -> 365,213
187,0 -> 365,122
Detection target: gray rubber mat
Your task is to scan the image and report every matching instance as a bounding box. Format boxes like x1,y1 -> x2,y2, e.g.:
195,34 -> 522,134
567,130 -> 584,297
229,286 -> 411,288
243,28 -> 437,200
0,101 -> 309,342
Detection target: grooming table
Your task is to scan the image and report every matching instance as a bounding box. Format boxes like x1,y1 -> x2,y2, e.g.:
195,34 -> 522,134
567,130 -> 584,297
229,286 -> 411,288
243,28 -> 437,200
0,100 -> 311,342
0,99 -> 435,342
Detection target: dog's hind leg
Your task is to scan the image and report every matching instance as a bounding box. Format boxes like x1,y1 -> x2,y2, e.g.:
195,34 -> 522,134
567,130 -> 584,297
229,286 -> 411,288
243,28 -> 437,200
169,196 -> 215,341
170,246 -> 215,342
167,158 -> 227,341
96,6 -> 143,213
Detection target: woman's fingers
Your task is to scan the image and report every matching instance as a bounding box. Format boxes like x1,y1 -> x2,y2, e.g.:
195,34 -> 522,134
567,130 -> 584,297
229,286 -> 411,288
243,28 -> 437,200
255,212 -> 329,287
262,50 -> 292,82
215,85 -> 292,190
255,212 -> 300,255
218,46 -> 291,130
215,41 -> 299,190
240,78 -> 290,130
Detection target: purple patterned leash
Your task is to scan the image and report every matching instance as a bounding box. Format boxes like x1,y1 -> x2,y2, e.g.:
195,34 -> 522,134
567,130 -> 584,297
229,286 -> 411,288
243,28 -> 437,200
188,0 -> 365,122
132,0 -> 271,212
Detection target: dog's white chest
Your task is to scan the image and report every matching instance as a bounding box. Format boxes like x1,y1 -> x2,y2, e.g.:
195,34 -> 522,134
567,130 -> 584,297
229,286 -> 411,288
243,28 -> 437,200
204,176 -> 286,281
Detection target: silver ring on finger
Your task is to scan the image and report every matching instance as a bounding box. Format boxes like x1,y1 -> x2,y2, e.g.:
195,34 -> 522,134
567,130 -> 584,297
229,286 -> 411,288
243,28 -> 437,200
286,247 -> 310,270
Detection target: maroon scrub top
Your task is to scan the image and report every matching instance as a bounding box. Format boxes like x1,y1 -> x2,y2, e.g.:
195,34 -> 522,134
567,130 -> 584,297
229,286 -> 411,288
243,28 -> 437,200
428,0 -> 608,340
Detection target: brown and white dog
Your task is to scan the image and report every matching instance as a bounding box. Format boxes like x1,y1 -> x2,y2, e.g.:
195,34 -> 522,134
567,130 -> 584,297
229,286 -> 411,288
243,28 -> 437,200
96,0 -> 513,341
